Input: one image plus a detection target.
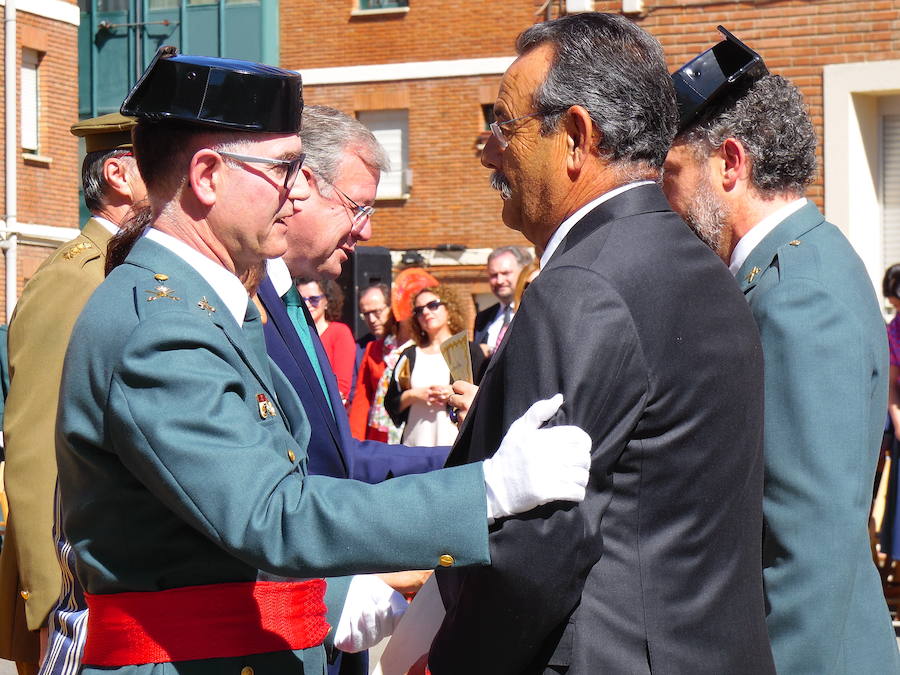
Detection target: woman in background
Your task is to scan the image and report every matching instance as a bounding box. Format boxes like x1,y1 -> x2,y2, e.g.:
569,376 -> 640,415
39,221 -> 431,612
296,278 -> 356,406
385,284 -> 484,446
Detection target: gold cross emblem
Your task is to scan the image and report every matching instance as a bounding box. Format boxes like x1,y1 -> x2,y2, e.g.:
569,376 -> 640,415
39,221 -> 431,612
197,297 -> 216,314
745,266 -> 762,283
146,285 -> 181,302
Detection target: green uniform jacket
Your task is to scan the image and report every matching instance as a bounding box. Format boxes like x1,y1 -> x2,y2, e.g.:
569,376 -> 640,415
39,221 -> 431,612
737,202 -> 900,674
56,236 -> 490,674
0,220 -> 112,662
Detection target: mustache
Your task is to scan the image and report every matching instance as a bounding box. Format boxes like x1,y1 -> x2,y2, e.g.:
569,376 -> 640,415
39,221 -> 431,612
490,171 -> 512,200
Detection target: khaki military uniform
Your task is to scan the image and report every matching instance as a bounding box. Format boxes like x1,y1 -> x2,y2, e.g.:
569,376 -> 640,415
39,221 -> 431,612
0,220 -> 112,665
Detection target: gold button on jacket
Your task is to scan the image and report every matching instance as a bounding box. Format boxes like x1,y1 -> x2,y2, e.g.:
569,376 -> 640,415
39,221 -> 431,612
439,554 -> 454,567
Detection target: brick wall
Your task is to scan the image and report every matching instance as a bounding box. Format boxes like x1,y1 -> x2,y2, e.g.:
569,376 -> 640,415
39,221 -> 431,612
289,1 -> 900,313
0,6 -> 79,322
282,0 -> 546,68
304,77 -> 532,252
621,0 -> 900,210
288,1 -> 900,267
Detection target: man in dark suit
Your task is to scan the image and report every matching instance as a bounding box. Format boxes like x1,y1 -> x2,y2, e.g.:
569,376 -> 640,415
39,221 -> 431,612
472,245 -> 532,352
664,29 -> 899,674
432,13 -> 774,674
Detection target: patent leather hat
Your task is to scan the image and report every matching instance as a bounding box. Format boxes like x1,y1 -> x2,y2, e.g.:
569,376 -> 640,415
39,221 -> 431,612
672,26 -> 768,134
121,46 -> 302,133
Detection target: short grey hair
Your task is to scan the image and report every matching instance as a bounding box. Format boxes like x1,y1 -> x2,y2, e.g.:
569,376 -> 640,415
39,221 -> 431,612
677,75 -> 816,198
487,245 -> 533,268
516,12 -> 677,178
82,148 -> 133,213
300,105 -> 390,196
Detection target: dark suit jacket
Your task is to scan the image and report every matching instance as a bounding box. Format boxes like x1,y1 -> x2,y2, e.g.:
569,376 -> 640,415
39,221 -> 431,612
430,185 -> 775,674
472,302 -> 500,345
258,276 -> 449,485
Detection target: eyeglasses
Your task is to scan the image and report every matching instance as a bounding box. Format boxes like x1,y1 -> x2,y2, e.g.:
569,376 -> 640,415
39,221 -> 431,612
302,294 -> 326,308
328,183 -> 376,224
218,150 -> 306,190
359,306 -> 389,320
412,300 -> 445,317
490,112 -> 543,149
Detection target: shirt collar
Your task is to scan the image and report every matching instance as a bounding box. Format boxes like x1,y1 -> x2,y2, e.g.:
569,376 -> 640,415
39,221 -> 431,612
728,198 -> 808,276
91,216 -> 119,235
266,257 -> 293,296
144,228 -> 250,327
540,181 -> 655,268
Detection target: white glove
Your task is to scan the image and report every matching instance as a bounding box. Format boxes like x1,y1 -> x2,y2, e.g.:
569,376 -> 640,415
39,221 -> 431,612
482,393 -> 591,522
334,574 -> 408,653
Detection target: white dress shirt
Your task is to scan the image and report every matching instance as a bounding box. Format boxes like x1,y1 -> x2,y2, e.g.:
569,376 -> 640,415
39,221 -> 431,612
484,303 -> 514,352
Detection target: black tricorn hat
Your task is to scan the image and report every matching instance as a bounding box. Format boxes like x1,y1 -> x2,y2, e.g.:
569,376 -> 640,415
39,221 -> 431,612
121,46 -> 302,133
672,26 -> 768,134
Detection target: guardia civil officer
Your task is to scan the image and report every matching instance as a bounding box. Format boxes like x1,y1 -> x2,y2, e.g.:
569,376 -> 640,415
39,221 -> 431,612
55,48 -> 590,674
664,27 -> 900,674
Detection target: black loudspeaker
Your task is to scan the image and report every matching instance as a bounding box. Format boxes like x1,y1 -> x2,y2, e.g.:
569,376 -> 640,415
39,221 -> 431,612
337,245 -> 393,339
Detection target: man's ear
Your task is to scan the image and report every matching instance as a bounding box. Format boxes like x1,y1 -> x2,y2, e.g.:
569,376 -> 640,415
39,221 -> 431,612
563,105 -> 597,175
188,148 -> 222,207
102,155 -> 135,201
720,138 -> 750,192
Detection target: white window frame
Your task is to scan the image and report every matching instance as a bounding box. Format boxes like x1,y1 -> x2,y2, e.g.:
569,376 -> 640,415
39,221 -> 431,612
21,48 -> 41,154
357,109 -> 410,200
823,60 -> 900,296
352,0 -> 409,16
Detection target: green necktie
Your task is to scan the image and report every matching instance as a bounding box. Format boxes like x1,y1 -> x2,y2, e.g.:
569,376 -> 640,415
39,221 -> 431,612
283,286 -> 334,417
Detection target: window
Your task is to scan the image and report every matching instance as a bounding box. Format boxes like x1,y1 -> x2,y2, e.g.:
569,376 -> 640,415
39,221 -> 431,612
358,0 -> 408,9
881,100 -> 900,272
823,61 -> 900,296
357,109 -> 409,199
21,49 -> 41,153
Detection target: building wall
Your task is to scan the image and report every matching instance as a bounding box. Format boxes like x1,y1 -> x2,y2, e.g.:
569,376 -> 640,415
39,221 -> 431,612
283,1 -> 900,296
0,2 -> 80,322
281,0 -> 545,68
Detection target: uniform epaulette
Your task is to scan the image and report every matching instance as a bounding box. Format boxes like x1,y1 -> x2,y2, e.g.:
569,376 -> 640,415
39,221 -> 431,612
773,236 -> 820,283
62,241 -> 95,260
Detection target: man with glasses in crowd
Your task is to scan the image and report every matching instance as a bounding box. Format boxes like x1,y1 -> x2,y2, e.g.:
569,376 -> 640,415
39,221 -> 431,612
432,13 -> 773,673
349,283 -> 402,442
255,105 -> 450,674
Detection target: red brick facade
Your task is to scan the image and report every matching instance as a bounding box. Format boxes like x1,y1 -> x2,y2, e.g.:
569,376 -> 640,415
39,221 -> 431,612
0,4 -> 80,321
282,0 -> 900,305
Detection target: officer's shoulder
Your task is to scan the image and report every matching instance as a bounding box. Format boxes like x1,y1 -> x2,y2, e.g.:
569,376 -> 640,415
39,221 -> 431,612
768,234 -> 823,285
40,232 -> 103,274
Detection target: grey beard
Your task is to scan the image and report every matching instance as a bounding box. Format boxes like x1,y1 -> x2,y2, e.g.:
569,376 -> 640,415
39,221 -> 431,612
490,171 -> 512,201
683,186 -> 729,254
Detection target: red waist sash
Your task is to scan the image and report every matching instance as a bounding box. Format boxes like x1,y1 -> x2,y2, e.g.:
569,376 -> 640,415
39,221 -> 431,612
83,579 -> 329,666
